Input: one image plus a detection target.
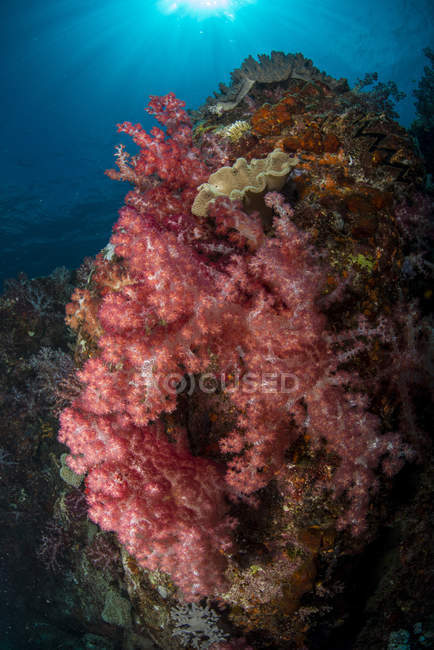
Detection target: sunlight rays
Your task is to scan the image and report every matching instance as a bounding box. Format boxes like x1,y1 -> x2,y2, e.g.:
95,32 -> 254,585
157,0 -> 255,20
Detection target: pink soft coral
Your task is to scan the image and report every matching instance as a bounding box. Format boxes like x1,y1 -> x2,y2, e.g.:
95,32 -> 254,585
59,409 -> 234,599
59,93 -> 409,599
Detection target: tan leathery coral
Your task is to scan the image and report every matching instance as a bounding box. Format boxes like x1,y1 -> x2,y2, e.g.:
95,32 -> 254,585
192,149 -> 298,217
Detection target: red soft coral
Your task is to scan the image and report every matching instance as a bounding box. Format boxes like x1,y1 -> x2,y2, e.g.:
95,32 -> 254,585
60,94 -> 410,601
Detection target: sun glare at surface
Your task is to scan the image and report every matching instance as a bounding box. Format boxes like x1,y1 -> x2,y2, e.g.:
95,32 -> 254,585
157,0 -> 253,18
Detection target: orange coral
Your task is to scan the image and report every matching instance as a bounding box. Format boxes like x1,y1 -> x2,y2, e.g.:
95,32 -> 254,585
65,288 -> 102,339
65,254 -> 133,343
346,187 -> 393,215
323,133 -> 340,153
251,95 -> 299,136
251,103 -> 279,136
278,129 -> 340,156
300,126 -> 324,153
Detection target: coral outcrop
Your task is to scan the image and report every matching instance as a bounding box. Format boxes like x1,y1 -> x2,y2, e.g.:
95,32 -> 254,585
196,51 -> 348,117
55,54 -> 432,649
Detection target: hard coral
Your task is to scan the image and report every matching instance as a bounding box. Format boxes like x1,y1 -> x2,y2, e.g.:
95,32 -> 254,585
198,51 -> 347,118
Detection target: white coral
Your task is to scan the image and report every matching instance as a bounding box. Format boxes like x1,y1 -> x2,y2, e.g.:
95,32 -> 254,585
171,602 -> 228,649
220,120 -> 250,142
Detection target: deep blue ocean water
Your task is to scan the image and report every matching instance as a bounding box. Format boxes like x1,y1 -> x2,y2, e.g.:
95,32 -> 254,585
0,0 -> 433,286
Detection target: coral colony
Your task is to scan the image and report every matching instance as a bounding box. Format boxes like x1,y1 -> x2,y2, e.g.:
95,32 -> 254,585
58,52 -> 430,642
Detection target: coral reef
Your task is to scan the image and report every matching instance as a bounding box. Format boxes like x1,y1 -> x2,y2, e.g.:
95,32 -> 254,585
2,51 -> 432,650
55,51 -> 433,648
0,269 -> 158,649
195,51 -> 348,117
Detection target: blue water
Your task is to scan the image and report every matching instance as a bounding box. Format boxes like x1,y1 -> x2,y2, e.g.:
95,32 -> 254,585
1,0 -> 433,285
